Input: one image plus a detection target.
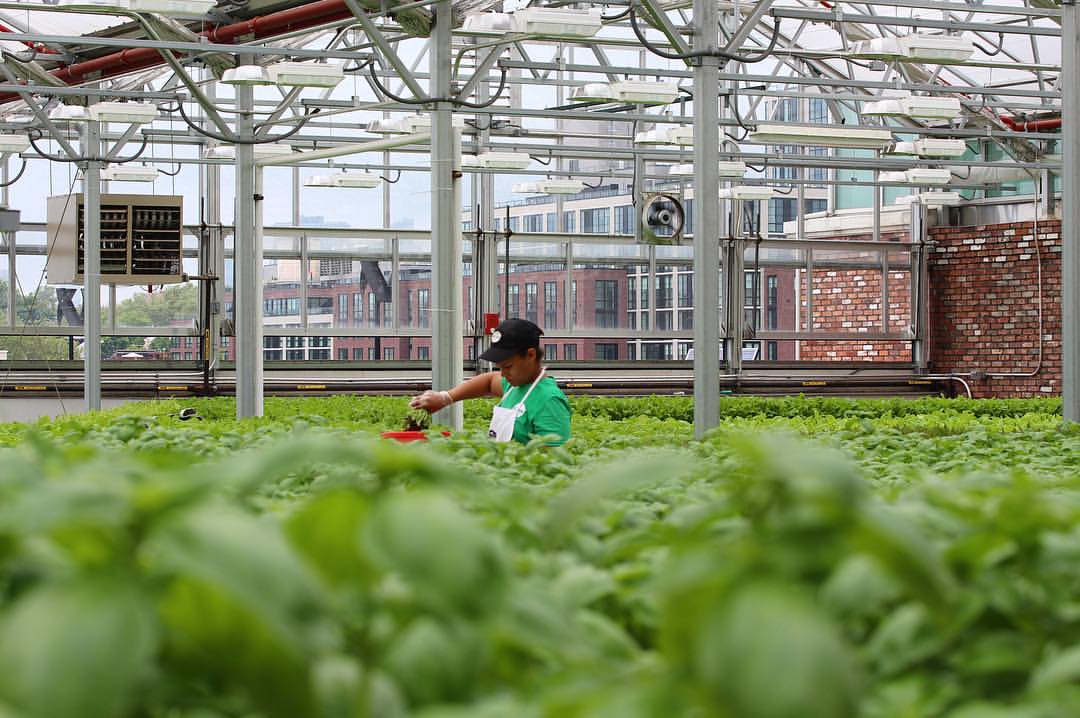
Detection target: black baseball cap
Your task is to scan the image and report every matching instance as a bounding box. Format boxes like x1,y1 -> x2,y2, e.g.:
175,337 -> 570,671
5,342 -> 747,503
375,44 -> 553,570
480,318 -> 543,363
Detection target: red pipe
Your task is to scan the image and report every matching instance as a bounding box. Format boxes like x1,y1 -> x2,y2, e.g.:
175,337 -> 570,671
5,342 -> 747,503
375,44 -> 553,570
999,114 -> 1062,132
0,0 -> 355,103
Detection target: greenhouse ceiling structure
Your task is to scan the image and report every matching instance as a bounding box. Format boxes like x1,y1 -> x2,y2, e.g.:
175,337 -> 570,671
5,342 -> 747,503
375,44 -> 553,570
0,0 -> 1072,433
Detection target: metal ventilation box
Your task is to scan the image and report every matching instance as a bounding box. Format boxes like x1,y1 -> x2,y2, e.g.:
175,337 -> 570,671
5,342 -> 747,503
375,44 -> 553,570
46,194 -> 184,285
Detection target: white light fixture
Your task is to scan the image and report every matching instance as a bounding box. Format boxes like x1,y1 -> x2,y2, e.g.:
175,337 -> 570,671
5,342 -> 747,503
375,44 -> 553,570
461,12 -> 516,33
719,186 -> 776,200
401,114 -> 466,132
669,161 -> 746,178
899,96 -> 962,119
570,83 -> 614,103
913,138 -> 967,158
897,34 -> 975,63
512,179 -> 585,194
882,168 -> 952,185
895,191 -> 963,206
608,81 -> 681,105
222,65 -> 272,86
847,37 -> 902,59
204,144 -> 294,160
884,141 -> 917,157
749,123 -> 893,149
59,0 -> 217,14
862,99 -> 905,117
88,101 -> 158,125
101,165 -> 159,182
666,126 -> 694,145
0,134 -> 30,154
634,129 -> 673,145
460,155 -> 480,168
266,62 -> 344,89
304,171 -> 381,189
477,152 -> 533,170
366,118 -> 409,134
49,105 -> 89,123
510,8 -> 602,37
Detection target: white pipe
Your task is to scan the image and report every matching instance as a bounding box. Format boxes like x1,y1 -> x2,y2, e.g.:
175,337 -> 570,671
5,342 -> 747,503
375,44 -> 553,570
256,132 -> 433,167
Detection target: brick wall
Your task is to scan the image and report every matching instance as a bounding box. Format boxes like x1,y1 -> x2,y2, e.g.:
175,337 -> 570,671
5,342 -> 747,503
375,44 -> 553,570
928,220 -> 1062,398
799,231 -> 913,362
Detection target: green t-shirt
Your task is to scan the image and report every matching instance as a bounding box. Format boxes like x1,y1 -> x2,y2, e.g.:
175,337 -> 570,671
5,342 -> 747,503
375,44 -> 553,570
498,375 -> 571,446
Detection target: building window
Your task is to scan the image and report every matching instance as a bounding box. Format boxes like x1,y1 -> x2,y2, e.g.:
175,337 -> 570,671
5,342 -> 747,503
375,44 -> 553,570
809,97 -> 828,123
680,309 -> 693,331
596,343 -> 619,360
383,347 -> 394,360
509,284 -> 520,318
595,279 -> 618,328
338,294 -> 348,323
678,273 -> 693,307
544,282 -> 557,328
643,342 -> 672,360
353,347 -> 364,360
418,346 -> 429,360
508,216 -> 519,232
572,280 -> 578,326
525,283 -> 538,323
628,343 -> 636,360
418,288 -> 430,328
767,275 -> 779,330
310,348 -> 330,361
546,213 -> 557,232
684,198 -> 693,235
767,341 -> 778,360
744,270 -> 761,332
369,293 -> 377,327
563,211 -> 575,233
368,348 -> 376,360
523,214 -> 544,232
768,197 -> 797,235
337,348 -> 348,360
581,207 -> 610,234
628,276 -> 636,310
184,352 -> 193,360
656,274 -> 673,309
656,311 -> 673,331
564,344 -> 577,360
353,292 -> 363,323
614,205 -> 635,235
805,198 -> 828,214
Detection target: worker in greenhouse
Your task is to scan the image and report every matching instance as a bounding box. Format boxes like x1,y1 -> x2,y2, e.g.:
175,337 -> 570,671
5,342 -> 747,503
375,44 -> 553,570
410,318 -> 571,446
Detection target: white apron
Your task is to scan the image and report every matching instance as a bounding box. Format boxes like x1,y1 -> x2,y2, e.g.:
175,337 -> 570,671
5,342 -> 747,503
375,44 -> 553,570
488,369 -> 545,442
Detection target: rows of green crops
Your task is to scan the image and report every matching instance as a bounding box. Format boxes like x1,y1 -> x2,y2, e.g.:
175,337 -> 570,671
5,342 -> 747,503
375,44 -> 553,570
0,395 -> 1077,718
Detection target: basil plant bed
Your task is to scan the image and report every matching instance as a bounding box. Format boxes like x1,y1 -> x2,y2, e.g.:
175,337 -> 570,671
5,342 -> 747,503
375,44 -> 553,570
0,396 -> 1075,717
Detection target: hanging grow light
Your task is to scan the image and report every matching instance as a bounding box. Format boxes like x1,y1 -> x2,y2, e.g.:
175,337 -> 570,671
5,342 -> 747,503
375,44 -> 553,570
668,161 -> 747,178
882,169 -> 952,185
461,13 -> 517,33
512,179 -> 585,194
267,62 -> 345,89
49,105 -> 90,123
847,37 -> 902,59
899,96 -> 962,119
634,129 -> 673,145
570,83 -> 615,103
897,34 -> 975,63
205,144 -> 295,160
666,126 -> 694,145
913,138 -> 967,158
88,101 -> 158,125
0,134 -> 30,154
222,65 -> 272,86
510,8 -> 602,37
608,81 -> 681,105
101,165 -> 159,182
477,152 -> 533,170
862,99 -> 905,117
59,0 -> 216,14
304,171 -> 381,189
749,123 -> 893,149
884,141 -> 917,157
895,191 -> 963,206
719,186 -> 776,200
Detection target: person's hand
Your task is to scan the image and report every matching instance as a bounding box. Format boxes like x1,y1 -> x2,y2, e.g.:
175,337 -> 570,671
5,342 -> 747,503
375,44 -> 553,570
409,390 -> 453,413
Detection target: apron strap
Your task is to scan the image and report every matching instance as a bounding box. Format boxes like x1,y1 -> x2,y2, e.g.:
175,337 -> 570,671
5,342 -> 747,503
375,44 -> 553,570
513,368 -> 546,408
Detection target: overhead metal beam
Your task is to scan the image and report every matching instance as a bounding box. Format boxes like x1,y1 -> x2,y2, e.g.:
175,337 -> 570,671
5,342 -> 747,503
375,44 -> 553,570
1064,0 -> 1079,423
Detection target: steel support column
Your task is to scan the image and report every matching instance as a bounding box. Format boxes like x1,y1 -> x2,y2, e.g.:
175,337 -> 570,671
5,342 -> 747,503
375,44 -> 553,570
234,81 -> 263,418
431,0 -> 463,429
1064,0 -> 1080,422
693,0 -> 721,437
83,113 -> 102,411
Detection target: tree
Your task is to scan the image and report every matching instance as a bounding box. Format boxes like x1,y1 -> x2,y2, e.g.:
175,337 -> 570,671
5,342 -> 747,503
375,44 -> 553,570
116,283 -> 198,327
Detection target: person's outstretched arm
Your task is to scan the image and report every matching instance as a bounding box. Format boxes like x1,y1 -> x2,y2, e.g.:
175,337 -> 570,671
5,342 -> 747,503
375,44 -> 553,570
409,371 -> 503,413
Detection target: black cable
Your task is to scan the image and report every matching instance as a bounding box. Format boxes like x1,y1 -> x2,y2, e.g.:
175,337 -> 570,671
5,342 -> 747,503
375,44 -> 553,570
368,63 -> 429,105
27,128 -> 78,163
530,153 -> 552,166
105,134 -> 150,164
601,6 -> 632,21
973,32 -> 1004,57
728,93 -> 757,133
452,68 -> 509,109
177,102 -> 317,144
158,163 -> 182,177
628,3 -> 780,64
378,169 -> 401,183
0,158 -> 28,187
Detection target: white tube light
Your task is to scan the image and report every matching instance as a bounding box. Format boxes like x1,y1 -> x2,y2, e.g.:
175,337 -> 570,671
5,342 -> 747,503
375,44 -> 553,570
847,37 -> 902,59
49,105 -> 89,123
904,168 -> 952,185
304,171 -> 380,189
884,141 -> 917,157
669,161 -> 746,178
634,129 -> 673,145
510,8 -> 602,37
267,62 -> 344,89
0,134 -> 30,154
89,101 -> 158,125
749,123 -> 893,149
512,181 -> 543,194
205,144 -> 294,160
862,99 -> 905,117
719,186 -> 776,200
222,65 -> 272,86
462,13 -> 516,33
477,152 -> 533,170
101,166 -> 159,182
895,191 -> 963,206
608,81 -> 681,105
570,83 -> 615,103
